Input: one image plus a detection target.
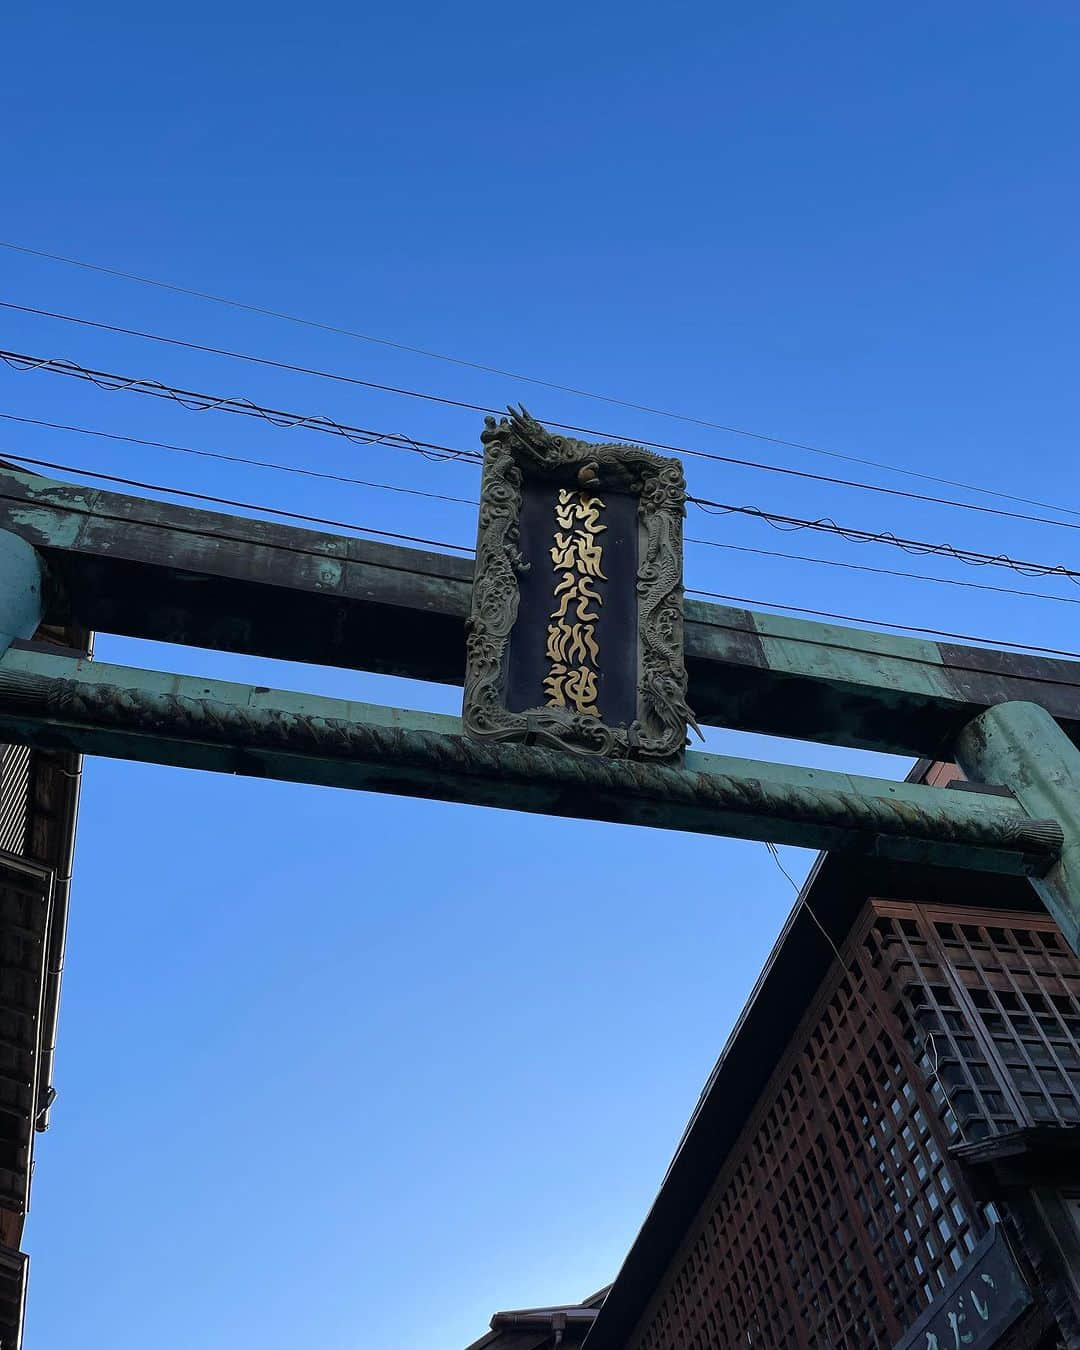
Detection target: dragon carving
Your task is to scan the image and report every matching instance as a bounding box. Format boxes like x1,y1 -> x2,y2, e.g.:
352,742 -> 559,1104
463,405 -> 699,760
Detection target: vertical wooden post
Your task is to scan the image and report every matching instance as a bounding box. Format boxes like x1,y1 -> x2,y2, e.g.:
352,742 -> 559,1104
956,700 -> 1080,954
0,531 -> 45,657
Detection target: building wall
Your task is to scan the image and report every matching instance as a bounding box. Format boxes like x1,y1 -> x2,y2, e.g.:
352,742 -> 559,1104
625,901 -> 1080,1349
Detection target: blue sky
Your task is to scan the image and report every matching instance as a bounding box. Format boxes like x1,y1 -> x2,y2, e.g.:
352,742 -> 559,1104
5,4 -> 1080,1347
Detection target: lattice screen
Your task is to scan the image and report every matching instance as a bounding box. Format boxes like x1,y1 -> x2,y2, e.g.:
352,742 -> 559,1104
628,901 -> 1076,1350
0,746 -> 30,858
875,905 -> 1080,1140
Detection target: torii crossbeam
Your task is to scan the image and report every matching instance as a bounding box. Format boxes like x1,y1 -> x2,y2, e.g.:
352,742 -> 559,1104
0,461 -> 1078,945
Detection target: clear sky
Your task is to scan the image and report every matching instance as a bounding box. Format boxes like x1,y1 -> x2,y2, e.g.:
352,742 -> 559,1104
5,4 -> 1080,1347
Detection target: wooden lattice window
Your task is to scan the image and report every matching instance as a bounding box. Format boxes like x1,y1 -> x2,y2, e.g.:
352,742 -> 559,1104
873,904 -> 1080,1140
627,900 -> 1080,1350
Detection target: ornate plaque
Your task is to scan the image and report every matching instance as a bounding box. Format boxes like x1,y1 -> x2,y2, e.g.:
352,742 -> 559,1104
463,406 -> 697,760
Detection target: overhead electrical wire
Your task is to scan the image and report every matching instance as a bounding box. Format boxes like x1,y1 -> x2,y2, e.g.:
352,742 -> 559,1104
3,412 -> 1079,610
0,349 -> 483,463
3,348 -> 1078,584
6,345 -> 1080,588
0,413 -> 478,508
683,585 -> 1080,661
4,301 -> 1080,529
691,497 -> 1080,583
687,538 -> 1080,607
0,301 -> 499,417
1,240 -> 1073,520
0,451 -> 474,553
3,449 -> 1080,664
758,843 -> 960,1142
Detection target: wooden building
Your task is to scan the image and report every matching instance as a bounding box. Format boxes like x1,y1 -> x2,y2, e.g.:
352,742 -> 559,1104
466,1290 -> 608,1350
473,762 -> 1080,1348
0,622 -> 87,1349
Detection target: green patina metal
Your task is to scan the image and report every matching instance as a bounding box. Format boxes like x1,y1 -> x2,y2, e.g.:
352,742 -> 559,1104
0,528 -> 46,657
4,464 -> 1080,756
1,448 -> 1080,937
5,430 -> 1080,1350
0,650 -> 1063,875
957,700 -> 1080,952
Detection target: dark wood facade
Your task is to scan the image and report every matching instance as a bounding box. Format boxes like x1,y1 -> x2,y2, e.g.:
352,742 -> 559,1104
617,898 -> 1071,1349
0,628 -> 86,1349
472,765 -> 1080,1349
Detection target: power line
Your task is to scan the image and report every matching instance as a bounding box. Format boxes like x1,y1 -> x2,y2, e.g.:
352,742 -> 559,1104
5,412 -> 1078,610
0,300 -> 501,418
4,412 -> 1078,610
0,451 -> 475,554
684,586 -> 1080,661
690,497 -> 1080,584
2,239 -> 1073,519
6,330 -> 1080,548
765,842 -> 806,895
3,449 -> 1079,665
5,298 -> 1080,530
0,241 -> 637,398
0,413 -> 478,509
0,348 -> 483,463
759,842 -> 962,1144
687,537 -> 1080,607
4,348 -> 1077,584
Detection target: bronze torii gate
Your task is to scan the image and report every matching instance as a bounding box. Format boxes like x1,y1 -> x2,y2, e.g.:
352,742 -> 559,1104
2,410 -> 1079,1350
0,436 -> 1078,949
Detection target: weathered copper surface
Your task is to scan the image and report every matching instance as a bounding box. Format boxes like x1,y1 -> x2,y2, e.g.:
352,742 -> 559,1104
0,652 -> 1065,875
6,464 -> 1080,756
